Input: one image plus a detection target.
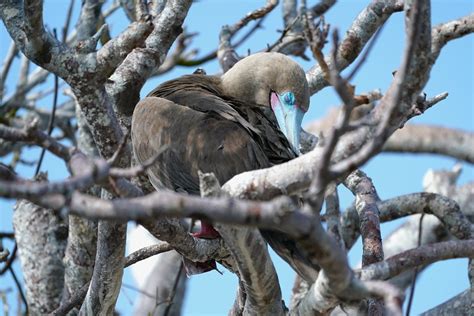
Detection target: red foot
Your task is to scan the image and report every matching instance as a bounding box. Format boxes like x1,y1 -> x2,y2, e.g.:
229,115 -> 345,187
192,221 -> 220,239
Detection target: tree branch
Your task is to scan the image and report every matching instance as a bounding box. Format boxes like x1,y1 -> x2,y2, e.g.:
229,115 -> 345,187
431,13 -> 474,61
420,289 -> 470,316
306,0 -> 404,94
344,170 -> 384,314
199,172 -> 284,315
383,124 -> 474,163
359,240 -> 474,281
342,192 -> 472,250
13,197 -> 67,314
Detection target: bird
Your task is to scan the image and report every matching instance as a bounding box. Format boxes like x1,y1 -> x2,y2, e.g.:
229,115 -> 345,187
131,52 -> 317,281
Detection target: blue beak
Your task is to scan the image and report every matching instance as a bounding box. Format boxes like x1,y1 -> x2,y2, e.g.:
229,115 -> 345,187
270,92 -> 305,155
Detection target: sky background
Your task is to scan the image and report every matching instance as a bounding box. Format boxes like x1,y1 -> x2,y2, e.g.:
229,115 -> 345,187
0,0 -> 473,315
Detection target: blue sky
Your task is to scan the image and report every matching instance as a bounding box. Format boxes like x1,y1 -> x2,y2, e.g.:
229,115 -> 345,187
1,0 -> 473,315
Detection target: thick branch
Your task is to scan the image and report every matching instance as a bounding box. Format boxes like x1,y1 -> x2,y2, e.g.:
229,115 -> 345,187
79,213 -> 126,315
200,172 -> 283,315
0,1 -> 75,78
344,170 -> 384,314
431,13 -> 474,61
342,192 -> 472,250
13,198 -> 67,314
420,289 -> 470,316
107,0 -> 193,117
344,171 -> 384,265
359,240 -> 474,281
383,125 -> 474,163
96,18 -> 154,77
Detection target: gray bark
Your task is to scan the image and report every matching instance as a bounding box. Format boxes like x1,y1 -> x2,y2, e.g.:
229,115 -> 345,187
13,198 -> 67,314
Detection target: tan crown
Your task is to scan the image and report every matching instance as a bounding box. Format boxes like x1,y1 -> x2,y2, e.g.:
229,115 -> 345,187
221,52 -> 310,112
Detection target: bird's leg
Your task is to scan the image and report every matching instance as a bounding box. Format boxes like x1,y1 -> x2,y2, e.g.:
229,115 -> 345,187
192,220 -> 220,239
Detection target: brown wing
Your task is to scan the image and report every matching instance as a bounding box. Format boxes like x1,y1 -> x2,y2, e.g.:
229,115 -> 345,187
149,75 -> 297,164
148,75 -> 261,136
131,97 -> 270,194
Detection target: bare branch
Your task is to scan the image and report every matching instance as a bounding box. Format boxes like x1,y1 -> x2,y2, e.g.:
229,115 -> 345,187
384,124 -> 474,163
52,239 -> 174,315
199,172 -> 284,315
133,250 -> 186,316
79,217 -> 126,315
342,192 -> 472,250
107,0 -> 193,117
96,17 -> 154,77
344,170 -> 383,265
344,170 -> 384,314
431,13 -> 474,61
141,219 -> 230,264
329,0 -> 432,177
310,0 -> 337,17
0,122 -> 71,161
13,198 -> 67,314
324,184 -> 344,248
420,289 -> 470,316
360,240 -> 474,282
306,0 -> 404,94
125,242 -> 173,267
0,41 -> 17,102
75,0 -> 104,42
0,1 -> 75,78
61,0 -> 75,42
218,0 -> 278,72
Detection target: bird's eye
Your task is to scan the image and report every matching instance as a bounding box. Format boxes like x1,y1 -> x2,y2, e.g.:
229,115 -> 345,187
283,92 -> 295,106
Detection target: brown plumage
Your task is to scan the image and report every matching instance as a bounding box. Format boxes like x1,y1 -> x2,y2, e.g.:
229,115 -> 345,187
132,52 -> 317,281
133,74 -> 295,194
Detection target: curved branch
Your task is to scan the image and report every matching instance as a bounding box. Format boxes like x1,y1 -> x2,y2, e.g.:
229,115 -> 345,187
0,0 -> 75,78
383,125 -> 474,163
107,0 -> 193,117
51,240 -> 173,316
0,123 -> 71,161
342,192 -> 472,250
420,289 -> 470,316
359,240 -> 474,281
431,13 -> 474,61
344,170 -> 384,314
217,0 -> 278,72
199,172 -> 283,314
306,0 -> 404,94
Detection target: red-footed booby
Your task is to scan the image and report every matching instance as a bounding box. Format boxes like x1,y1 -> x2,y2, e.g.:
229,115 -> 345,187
132,52 -> 315,279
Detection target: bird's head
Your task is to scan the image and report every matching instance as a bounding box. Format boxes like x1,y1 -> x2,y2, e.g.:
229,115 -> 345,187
221,52 -> 310,154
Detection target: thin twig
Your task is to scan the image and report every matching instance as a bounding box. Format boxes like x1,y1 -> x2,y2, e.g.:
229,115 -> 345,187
174,15 -> 267,68
303,13 -> 330,80
34,30 -> 59,176
0,41 -> 18,102
121,283 -> 161,300
108,128 -> 131,166
109,145 -> 169,178
0,232 -> 15,239
8,266 -> 27,315
62,0 -> 75,43
406,213 -> 425,316
0,244 -> 17,275
345,22 -> 386,82
267,15 -> 301,52
162,262 -> 184,316
307,29 -> 357,210
329,0 -> 425,177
